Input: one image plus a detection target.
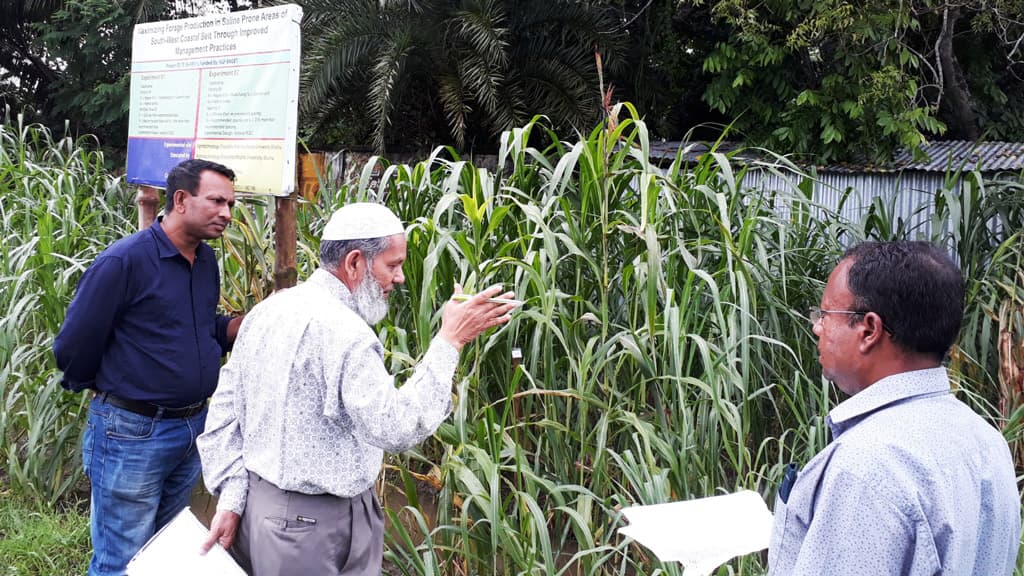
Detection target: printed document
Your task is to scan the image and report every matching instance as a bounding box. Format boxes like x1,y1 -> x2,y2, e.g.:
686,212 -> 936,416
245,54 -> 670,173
126,507 -> 246,576
618,490 -> 773,576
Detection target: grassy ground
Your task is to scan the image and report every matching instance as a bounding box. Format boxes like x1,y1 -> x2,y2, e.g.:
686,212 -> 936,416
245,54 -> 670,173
0,491 -> 89,575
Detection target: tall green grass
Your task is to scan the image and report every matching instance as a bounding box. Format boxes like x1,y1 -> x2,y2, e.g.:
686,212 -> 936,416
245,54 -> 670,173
357,107 -> 837,574
2,106 -> 1021,574
0,113 -> 134,505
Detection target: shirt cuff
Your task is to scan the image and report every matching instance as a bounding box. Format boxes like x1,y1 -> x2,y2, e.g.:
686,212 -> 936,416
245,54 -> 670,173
431,334 -> 459,358
215,314 -> 233,354
215,476 -> 249,516
427,336 -> 460,377
424,336 -> 459,418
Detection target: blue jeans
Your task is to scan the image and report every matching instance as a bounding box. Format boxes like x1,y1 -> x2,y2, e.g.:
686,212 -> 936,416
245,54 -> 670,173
82,397 -> 207,576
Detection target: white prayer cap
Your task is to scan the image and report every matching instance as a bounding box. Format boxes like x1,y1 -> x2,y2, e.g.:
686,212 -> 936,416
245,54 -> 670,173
321,202 -> 404,241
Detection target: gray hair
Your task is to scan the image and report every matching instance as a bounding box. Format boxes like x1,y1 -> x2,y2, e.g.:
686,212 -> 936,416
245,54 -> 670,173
320,236 -> 392,271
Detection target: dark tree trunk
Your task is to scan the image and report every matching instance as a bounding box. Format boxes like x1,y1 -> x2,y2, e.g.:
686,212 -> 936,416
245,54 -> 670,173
936,6 -> 981,140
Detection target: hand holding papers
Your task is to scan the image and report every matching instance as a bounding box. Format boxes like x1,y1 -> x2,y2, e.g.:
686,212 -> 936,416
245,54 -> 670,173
618,490 -> 773,576
126,507 -> 246,576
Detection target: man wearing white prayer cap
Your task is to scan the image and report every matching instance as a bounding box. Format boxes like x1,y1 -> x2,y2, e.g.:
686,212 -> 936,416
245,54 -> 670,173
197,202 -> 518,575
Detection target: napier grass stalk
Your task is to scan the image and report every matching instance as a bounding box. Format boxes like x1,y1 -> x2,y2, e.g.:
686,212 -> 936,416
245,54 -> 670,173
1,116 -> 133,506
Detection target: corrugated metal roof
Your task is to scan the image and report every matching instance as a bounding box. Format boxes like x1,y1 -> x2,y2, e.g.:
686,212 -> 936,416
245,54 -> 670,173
647,140 -> 1024,174
648,141 -> 747,164
823,140 -> 1024,173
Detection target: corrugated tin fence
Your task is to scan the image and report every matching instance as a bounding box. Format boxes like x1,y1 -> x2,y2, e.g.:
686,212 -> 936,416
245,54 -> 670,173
651,139 -> 1024,241
301,143 -> 1020,244
741,168 -> 954,240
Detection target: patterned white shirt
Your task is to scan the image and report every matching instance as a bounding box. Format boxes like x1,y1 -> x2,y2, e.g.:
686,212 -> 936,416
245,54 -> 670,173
198,268 -> 459,515
768,367 -> 1021,575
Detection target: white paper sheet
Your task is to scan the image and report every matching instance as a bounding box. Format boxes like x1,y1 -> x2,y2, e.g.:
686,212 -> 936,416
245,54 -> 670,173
618,490 -> 773,576
126,507 -> 247,576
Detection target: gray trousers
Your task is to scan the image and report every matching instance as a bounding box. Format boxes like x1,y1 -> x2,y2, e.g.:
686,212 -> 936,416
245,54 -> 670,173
231,472 -> 384,576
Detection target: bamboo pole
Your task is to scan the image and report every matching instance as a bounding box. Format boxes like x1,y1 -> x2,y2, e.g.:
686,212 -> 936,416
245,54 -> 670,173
136,185 -> 160,230
274,192 -> 298,290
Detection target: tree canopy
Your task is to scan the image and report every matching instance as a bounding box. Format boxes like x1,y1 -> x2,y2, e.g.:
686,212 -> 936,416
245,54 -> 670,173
693,0 -> 1024,161
1,0 -> 1021,160
0,0 -> 250,147
291,0 -> 629,151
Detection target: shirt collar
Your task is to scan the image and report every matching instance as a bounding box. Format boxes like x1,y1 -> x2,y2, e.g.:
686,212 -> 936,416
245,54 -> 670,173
151,217 -> 206,262
309,268 -> 356,309
827,367 -> 950,437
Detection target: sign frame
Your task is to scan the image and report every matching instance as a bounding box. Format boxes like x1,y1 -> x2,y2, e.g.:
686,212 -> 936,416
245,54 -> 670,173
126,4 -> 303,196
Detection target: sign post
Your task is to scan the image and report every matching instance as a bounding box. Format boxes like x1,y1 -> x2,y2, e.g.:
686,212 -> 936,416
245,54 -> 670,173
127,4 -> 303,289
136,186 -> 160,230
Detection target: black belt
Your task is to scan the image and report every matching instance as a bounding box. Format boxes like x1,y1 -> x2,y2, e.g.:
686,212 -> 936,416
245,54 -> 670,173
97,392 -> 206,419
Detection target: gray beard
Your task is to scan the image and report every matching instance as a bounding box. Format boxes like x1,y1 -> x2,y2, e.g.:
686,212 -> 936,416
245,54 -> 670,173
352,271 -> 389,325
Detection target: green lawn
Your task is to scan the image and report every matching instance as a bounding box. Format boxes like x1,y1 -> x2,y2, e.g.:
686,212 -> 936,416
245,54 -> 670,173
0,491 -> 89,576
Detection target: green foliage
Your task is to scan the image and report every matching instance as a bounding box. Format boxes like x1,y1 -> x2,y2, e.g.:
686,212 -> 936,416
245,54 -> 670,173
0,493 -> 90,575
694,0 -> 1024,162
2,107 -> 1022,573
0,114 -> 134,506
36,0 -> 135,146
5,0 -> 1021,159
0,0 -> 254,148
285,0 -> 623,151
929,173 -> 1024,410
699,0 -> 937,161
0,0 -> 62,115
357,109 -> 832,573
334,107 -> 1021,573
614,1 -> 729,141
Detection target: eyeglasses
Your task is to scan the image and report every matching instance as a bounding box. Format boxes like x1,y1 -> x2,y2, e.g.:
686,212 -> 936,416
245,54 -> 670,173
808,306 -> 894,335
807,307 -> 866,324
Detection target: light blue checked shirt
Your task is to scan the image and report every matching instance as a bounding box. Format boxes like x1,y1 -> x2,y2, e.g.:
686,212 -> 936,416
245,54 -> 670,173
768,368 -> 1021,576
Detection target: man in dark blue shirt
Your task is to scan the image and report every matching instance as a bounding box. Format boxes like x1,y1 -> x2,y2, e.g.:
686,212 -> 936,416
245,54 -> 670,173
54,158 -> 243,576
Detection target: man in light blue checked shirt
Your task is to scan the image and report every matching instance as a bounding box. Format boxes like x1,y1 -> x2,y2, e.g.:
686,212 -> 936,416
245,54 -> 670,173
768,241 -> 1021,575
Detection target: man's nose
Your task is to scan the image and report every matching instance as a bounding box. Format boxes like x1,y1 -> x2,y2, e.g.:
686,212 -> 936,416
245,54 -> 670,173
394,267 -> 405,285
812,321 -> 823,338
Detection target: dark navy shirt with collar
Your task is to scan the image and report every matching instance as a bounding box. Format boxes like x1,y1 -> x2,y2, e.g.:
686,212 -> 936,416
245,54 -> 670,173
54,219 -> 232,407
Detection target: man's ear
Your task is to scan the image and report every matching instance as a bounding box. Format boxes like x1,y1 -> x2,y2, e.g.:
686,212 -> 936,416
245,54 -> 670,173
341,249 -> 364,279
173,189 -> 189,213
858,312 -> 886,354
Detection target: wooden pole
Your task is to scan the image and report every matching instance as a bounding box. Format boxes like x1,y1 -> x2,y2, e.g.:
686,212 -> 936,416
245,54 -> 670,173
136,185 -> 160,230
274,192 -> 298,290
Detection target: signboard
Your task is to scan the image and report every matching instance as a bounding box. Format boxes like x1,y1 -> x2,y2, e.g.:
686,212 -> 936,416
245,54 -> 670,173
127,4 -> 302,195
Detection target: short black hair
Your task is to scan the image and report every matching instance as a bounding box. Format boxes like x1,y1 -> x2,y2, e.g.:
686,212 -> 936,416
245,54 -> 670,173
842,241 -> 964,360
164,159 -> 235,214
320,236 -> 392,272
